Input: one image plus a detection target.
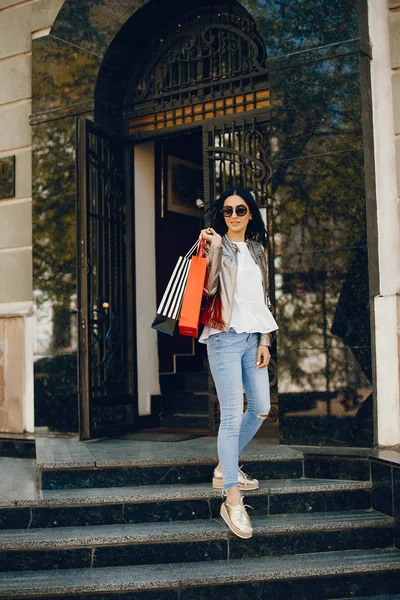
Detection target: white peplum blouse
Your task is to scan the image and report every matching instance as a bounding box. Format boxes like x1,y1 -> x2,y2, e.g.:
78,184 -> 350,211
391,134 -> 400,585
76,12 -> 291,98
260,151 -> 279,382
199,241 -> 279,344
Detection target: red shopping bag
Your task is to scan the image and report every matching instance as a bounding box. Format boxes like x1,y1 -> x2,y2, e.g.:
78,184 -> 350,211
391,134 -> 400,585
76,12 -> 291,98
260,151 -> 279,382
178,240 -> 207,337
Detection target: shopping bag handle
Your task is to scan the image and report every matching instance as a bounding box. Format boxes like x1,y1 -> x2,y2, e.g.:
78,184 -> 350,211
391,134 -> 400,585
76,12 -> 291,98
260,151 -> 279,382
184,237 -> 207,259
196,238 -> 205,257
184,239 -> 200,259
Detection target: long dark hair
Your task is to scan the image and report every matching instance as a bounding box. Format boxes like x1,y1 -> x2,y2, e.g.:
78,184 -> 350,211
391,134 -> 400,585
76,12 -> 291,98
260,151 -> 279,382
208,186 -> 268,247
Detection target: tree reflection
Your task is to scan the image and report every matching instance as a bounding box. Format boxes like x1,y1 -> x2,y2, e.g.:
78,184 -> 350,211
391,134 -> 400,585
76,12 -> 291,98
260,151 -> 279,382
243,0 -> 359,58
30,0 -> 372,442
33,118 -> 77,353
243,1 -> 372,444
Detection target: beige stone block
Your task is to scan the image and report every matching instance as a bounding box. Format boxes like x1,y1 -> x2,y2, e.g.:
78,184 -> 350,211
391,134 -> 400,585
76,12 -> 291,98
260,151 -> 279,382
0,4 -> 32,58
0,201 -> 32,247
0,249 -> 32,302
0,316 -> 24,432
0,101 -> 31,151
15,150 -> 32,198
0,320 -> 4,408
0,54 -> 31,105
0,1 -> 27,9
396,138 -> 400,197
32,0 -> 64,32
390,11 -> 400,69
392,74 -> 400,135
390,1 -> 400,9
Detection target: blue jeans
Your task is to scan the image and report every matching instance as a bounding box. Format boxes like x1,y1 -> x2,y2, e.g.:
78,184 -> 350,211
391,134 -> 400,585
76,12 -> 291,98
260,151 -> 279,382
206,328 -> 271,490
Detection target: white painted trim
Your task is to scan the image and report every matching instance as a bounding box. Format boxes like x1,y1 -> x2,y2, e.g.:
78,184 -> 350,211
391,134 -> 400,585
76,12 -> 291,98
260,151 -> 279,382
369,0 -> 400,446
32,27 -> 51,39
134,142 -> 160,415
374,295 -> 400,446
0,301 -> 33,317
369,0 -> 400,295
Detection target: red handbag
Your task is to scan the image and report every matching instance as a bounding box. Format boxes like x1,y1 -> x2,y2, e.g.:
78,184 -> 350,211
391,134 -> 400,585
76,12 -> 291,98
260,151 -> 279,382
178,239 -> 207,337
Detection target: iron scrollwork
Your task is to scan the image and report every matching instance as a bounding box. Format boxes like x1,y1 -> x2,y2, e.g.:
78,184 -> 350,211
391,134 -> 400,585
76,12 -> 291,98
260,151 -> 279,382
86,132 -> 129,398
126,5 -> 268,112
207,118 -> 272,206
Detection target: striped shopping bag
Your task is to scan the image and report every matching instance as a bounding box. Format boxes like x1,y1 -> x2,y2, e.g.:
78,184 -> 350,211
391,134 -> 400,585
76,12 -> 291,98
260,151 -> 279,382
152,239 -> 200,336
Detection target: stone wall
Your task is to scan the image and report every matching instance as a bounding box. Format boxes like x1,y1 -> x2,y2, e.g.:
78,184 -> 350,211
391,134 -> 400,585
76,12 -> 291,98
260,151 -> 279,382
0,0 -> 64,432
390,1 -> 400,205
389,1 -> 400,446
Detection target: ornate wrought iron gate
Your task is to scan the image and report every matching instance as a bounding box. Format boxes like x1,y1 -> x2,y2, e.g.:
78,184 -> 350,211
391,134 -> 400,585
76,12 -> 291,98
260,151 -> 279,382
77,118 -> 137,440
203,116 -> 270,197
203,116 -> 274,294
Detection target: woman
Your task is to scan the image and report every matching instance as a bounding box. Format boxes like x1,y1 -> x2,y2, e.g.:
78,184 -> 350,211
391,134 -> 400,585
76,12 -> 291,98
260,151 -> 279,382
199,186 -> 278,539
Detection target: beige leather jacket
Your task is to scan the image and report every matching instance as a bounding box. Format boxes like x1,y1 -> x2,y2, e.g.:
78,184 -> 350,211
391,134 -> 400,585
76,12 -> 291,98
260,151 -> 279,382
200,234 -> 273,347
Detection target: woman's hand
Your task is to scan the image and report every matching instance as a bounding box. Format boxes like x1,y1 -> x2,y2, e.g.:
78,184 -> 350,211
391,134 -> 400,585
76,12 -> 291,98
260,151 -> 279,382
200,227 -> 222,246
256,345 -> 270,369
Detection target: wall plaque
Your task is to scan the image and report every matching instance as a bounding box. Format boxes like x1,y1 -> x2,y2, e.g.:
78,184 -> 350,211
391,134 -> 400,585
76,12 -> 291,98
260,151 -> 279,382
0,156 -> 15,199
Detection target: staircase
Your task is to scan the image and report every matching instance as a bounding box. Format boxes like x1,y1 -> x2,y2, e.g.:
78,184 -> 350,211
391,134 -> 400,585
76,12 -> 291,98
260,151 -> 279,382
0,438 -> 399,599
155,350 -> 211,432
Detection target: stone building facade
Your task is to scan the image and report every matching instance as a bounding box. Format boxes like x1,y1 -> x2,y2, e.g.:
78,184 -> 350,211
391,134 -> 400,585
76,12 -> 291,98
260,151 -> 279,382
0,0 -> 399,448
0,0 -> 65,433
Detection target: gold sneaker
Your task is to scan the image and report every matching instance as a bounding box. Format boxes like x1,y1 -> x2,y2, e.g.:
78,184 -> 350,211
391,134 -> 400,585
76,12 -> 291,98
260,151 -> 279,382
220,496 -> 253,539
212,466 -> 259,490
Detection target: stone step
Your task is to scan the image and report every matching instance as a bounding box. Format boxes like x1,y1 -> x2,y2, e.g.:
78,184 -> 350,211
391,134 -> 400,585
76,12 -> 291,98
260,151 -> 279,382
159,371 -> 208,393
0,511 -> 393,572
174,354 -> 207,373
153,392 -> 209,413
35,438 -> 304,490
39,458 -> 303,490
0,478 -> 372,529
330,597 -> 400,600
1,548 -> 399,599
0,435 -> 35,459
302,448 -> 372,481
159,411 -> 209,430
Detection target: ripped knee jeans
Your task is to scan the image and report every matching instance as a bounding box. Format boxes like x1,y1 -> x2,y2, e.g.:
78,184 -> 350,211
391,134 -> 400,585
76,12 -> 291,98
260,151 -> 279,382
207,328 -> 271,491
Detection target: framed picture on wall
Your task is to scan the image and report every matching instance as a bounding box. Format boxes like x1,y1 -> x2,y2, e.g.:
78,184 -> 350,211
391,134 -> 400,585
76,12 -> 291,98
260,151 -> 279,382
167,155 -> 203,217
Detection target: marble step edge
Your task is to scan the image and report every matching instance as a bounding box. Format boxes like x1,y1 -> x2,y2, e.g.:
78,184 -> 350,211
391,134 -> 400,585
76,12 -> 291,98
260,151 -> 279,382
161,412 -> 209,417
329,597 -> 400,600
0,510 -> 393,551
0,478 -> 373,508
1,548 -> 400,598
35,450 -> 304,470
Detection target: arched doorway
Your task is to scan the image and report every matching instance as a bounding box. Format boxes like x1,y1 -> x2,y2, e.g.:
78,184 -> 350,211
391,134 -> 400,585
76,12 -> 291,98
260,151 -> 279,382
33,0 -> 375,446
77,2 -> 277,439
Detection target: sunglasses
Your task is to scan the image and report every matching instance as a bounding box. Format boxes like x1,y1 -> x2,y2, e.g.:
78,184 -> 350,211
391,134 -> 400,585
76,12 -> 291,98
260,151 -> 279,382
221,204 -> 248,218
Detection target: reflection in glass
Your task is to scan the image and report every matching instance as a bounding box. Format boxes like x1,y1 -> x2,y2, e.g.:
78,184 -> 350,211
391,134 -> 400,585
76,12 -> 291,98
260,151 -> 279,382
33,117 -> 78,355
32,35 -> 100,116
32,0 -> 371,443
32,117 -> 80,432
259,6 -> 372,443
270,54 -> 363,162
243,0 -> 359,59
272,148 -> 372,445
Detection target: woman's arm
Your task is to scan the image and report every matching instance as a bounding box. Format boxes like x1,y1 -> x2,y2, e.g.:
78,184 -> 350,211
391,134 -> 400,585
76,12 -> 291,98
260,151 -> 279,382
203,243 -> 222,296
260,333 -> 272,347
200,228 -> 222,297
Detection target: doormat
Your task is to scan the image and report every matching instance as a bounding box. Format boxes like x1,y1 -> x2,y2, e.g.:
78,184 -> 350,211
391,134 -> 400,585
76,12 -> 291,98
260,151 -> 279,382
120,432 -> 207,443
